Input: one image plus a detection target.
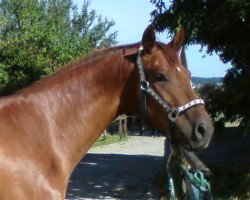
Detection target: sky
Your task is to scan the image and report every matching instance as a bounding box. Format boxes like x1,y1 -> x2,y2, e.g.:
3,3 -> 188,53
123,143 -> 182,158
73,0 -> 231,78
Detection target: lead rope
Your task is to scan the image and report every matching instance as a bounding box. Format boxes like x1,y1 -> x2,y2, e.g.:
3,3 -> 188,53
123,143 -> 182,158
180,164 -> 212,200
166,142 -> 212,200
165,121 -> 179,200
166,139 -> 177,200
180,164 -> 211,193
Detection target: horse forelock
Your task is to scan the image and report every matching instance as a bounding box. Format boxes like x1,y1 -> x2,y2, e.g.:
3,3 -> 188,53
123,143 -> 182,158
155,42 -> 179,68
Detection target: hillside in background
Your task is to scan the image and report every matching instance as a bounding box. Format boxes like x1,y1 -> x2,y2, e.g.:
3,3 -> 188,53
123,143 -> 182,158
191,77 -> 222,85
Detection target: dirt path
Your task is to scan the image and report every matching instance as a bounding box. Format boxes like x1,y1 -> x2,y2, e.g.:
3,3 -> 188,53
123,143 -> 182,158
66,136 -> 167,200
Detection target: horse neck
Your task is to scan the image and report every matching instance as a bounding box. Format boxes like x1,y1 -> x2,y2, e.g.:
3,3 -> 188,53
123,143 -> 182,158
19,49 -> 137,172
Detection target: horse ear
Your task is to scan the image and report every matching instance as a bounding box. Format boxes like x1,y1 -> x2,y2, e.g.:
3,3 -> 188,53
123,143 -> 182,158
168,27 -> 185,53
180,47 -> 188,68
141,25 -> 156,53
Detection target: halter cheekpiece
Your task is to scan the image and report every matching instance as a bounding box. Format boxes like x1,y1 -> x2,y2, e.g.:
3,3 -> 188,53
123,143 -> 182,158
137,45 -> 205,122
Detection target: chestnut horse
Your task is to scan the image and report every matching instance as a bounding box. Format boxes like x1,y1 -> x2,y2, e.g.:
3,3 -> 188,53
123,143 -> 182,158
0,25 -> 213,199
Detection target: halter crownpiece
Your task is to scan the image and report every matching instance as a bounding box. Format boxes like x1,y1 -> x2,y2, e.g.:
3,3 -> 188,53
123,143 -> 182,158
137,45 -> 205,122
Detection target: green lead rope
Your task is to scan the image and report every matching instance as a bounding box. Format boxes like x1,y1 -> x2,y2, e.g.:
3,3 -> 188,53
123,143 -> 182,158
166,142 -> 212,200
180,164 -> 211,193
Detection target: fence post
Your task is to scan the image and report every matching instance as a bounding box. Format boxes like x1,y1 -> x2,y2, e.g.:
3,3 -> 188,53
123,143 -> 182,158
118,115 -> 127,139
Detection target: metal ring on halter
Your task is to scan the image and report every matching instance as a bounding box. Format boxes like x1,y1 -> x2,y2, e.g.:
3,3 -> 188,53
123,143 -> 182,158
140,81 -> 149,91
168,109 -> 180,122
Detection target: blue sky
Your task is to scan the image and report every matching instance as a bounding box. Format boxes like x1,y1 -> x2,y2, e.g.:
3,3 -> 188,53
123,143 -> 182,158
73,0 -> 231,77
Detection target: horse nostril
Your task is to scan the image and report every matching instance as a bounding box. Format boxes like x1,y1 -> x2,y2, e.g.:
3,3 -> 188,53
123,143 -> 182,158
193,122 -> 206,142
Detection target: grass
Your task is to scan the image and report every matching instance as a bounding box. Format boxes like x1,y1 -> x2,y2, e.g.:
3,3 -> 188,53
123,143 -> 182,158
92,133 -> 128,148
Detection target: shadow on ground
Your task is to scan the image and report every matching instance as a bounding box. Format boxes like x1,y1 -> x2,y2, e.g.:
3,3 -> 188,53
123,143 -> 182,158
66,154 -> 166,200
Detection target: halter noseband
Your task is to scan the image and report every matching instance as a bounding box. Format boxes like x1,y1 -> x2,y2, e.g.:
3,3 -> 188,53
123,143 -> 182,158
137,46 -> 205,123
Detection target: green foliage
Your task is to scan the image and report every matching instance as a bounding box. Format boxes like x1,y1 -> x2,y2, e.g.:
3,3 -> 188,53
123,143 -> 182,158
198,84 -> 223,120
150,0 -> 250,127
0,0 -> 117,95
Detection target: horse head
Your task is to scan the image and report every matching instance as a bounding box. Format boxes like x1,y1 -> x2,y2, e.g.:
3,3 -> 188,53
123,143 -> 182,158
134,25 -> 214,151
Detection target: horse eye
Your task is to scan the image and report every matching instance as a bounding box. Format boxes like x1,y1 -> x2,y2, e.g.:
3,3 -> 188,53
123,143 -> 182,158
154,73 -> 167,82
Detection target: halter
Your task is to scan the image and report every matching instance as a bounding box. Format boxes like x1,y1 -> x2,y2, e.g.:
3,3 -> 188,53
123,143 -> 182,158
137,46 -> 205,123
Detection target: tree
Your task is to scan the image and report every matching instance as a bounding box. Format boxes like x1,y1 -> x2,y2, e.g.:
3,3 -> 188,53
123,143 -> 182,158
150,0 -> 250,127
0,0 -> 117,95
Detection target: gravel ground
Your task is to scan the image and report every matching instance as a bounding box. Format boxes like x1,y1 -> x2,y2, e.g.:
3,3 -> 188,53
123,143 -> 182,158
89,136 -> 166,156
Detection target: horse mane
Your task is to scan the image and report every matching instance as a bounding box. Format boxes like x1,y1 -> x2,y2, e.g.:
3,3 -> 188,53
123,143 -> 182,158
14,43 -> 140,95
63,43 -> 140,71
14,42 -> 179,95
63,41 -> 179,72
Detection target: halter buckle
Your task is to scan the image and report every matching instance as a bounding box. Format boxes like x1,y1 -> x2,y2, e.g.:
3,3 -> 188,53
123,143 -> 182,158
168,109 -> 179,122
